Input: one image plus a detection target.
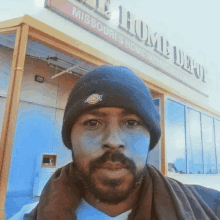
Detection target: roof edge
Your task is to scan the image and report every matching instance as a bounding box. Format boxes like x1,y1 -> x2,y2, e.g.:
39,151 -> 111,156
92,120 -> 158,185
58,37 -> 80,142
0,16 -> 25,30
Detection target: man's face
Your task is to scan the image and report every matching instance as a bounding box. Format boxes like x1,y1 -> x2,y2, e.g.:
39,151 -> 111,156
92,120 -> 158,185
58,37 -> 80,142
70,107 -> 150,204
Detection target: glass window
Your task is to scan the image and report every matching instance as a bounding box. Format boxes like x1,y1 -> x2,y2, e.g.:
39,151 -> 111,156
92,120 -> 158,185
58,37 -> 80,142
201,115 -> 217,174
167,99 -> 220,175
166,100 -> 187,174
215,120 -> 220,174
187,108 -> 203,174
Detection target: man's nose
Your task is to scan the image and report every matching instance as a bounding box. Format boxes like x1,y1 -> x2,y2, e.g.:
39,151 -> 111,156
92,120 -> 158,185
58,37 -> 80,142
102,126 -> 125,151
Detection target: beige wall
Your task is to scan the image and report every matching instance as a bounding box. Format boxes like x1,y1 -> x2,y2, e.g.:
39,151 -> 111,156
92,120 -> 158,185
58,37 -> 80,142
20,56 -> 77,109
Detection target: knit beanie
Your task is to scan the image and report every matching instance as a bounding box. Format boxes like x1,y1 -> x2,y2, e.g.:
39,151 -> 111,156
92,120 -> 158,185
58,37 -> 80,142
62,65 -> 161,151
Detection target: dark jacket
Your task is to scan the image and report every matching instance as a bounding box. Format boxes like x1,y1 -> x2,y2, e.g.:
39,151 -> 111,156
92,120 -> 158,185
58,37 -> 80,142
21,163 -> 220,219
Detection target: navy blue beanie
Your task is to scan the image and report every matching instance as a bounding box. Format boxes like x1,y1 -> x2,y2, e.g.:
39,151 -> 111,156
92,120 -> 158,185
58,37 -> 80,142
62,65 -> 161,151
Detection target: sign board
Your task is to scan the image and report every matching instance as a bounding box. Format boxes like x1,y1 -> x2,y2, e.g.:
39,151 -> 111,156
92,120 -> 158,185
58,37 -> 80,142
45,0 -> 209,96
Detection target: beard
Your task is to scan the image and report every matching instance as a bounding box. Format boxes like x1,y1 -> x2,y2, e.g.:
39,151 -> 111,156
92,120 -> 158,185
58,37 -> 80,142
72,151 -> 146,205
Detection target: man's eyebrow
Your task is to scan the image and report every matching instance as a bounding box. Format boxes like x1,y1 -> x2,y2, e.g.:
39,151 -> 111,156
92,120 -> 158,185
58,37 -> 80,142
121,111 -> 135,116
120,110 -> 139,117
80,109 -> 139,118
81,110 -> 107,117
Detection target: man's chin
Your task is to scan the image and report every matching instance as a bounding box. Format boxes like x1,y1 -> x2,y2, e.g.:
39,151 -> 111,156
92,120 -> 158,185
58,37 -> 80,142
76,164 -> 144,205
91,184 -> 136,205
87,173 -> 136,205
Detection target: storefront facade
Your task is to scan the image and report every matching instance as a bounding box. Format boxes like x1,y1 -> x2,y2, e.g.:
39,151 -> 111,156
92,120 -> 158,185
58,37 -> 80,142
0,0 -> 220,219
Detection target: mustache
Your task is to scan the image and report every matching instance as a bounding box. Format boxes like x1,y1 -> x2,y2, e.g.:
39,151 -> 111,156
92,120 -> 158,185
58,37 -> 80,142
89,151 -> 136,174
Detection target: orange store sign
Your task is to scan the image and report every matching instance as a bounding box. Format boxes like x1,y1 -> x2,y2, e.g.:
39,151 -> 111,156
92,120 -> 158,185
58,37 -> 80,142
45,0 -> 207,86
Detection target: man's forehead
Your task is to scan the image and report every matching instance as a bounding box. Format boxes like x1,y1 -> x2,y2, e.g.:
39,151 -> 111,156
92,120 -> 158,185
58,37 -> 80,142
80,107 -> 139,118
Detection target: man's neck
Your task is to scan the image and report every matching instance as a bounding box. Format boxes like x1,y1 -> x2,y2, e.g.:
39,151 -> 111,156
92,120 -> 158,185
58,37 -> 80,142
83,185 -> 141,217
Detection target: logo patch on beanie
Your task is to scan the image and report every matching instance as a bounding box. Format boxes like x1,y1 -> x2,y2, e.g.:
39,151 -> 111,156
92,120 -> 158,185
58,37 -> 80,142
85,94 -> 103,104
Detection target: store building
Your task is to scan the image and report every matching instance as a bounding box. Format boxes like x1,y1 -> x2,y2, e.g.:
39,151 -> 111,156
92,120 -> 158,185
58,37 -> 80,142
0,0 -> 220,219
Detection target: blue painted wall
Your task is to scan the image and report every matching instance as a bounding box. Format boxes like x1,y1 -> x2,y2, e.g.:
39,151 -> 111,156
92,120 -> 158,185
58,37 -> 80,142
5,101 -> 57,219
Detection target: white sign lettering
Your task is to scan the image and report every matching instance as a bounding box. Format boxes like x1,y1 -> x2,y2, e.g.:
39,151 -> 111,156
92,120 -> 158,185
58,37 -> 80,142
119,6 -> 207,83
48,0 -> 208,84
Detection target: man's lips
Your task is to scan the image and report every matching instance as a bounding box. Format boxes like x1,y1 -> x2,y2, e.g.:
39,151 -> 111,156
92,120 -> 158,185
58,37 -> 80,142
98,161 -> 126,170
93,161 -> 131,179
99,168 -> 129,179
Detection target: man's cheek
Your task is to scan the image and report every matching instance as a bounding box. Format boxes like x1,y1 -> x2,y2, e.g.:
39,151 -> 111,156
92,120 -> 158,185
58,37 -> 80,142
80,136 -> 102,153
125,136 -> 150,162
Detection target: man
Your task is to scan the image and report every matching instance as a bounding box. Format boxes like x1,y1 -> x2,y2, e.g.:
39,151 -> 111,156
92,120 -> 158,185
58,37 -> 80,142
10,65 -> 220,219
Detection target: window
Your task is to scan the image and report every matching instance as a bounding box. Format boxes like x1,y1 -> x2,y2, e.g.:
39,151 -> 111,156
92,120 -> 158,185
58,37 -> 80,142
166,100 -> 187,174
187,109 -> 203,174
166,99 -> 220,175
201,115 -> 217,174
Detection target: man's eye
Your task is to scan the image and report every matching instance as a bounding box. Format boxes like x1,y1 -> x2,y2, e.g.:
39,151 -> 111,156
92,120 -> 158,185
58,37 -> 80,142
124,120 -> 140,127
84,120 -> 100,127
